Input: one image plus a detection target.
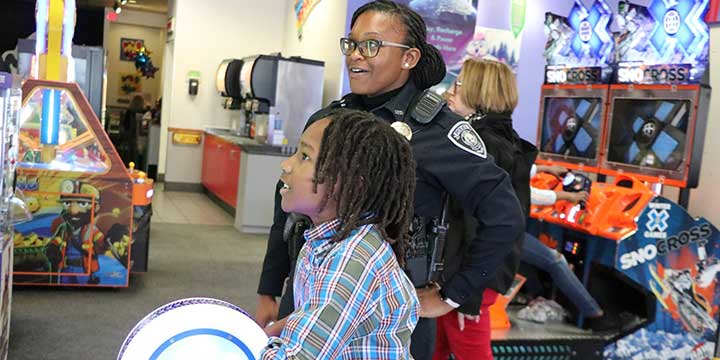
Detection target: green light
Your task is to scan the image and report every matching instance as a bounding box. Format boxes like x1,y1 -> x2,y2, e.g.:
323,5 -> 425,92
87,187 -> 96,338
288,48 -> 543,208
511,0 -> 527,38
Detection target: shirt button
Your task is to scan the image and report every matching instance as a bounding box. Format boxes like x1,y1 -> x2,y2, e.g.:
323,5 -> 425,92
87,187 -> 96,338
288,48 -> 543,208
481,271 -> 488,277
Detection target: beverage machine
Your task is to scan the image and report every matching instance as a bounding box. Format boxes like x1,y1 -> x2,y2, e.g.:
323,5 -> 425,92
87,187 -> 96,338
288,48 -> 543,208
215,55 -> 324,147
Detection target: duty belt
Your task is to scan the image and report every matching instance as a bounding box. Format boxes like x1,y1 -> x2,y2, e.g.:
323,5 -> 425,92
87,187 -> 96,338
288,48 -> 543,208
405,195 -> 450,288
405,215 -> 435,288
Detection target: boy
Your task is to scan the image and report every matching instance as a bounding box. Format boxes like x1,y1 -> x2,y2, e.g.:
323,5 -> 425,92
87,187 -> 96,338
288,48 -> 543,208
261,109 -> 419,359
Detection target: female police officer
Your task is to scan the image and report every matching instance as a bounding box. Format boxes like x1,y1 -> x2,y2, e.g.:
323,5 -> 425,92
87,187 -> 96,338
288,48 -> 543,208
255,1 -> 525,359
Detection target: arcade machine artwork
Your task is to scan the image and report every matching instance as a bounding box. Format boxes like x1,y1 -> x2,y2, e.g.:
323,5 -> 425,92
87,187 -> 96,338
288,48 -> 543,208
539,0 -> 614,174
607,0 -> 710,190
529,0 -> 715,359
602,0 -> 715,358
11,0 -> 152,287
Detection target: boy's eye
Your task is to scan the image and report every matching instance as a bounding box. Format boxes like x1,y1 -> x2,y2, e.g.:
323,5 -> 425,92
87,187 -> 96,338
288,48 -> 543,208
301,153 -> 311,161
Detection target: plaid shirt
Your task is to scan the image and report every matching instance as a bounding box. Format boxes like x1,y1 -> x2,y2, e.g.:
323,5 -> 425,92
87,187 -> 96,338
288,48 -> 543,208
261,219 -> 419,359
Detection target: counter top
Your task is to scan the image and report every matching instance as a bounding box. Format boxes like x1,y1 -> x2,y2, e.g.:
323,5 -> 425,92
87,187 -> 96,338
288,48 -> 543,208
204,128 -> 294,157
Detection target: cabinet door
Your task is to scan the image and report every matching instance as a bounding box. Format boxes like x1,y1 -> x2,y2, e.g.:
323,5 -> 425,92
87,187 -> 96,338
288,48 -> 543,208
215,142 -> 234,208
226,144 -> 241,208
203,134 -> 220,194
214,140 -> 227,199
201,133 -> 213,189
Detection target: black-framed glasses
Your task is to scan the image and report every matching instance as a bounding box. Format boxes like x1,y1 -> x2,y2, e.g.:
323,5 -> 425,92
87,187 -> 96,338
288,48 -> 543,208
340,37 -> 411,58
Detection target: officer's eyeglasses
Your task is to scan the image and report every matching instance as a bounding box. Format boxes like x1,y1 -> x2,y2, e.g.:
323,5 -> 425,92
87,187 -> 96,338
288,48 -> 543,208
340,37 -> 411,58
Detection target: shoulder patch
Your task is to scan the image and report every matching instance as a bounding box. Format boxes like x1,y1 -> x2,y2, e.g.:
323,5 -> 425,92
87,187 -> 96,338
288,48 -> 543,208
447,121 -> 487,158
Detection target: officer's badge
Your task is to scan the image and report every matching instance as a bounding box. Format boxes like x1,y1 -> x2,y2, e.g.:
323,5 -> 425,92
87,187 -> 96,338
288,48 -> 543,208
447,121 -> 486,158
391,121 -> 413,141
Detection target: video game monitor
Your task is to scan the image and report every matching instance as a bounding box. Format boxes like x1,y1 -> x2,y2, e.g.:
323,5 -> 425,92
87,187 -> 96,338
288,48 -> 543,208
602,86 -> 709,187
536,86 -> 609,170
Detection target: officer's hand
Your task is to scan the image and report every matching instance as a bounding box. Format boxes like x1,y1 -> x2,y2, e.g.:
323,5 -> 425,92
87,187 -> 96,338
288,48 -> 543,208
416,286 -> 453,318
457,311 -> 480,331
255,295 -> 279,328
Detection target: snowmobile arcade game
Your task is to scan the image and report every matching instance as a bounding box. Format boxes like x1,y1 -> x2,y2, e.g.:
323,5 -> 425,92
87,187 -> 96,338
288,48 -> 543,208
498,0 -> 719,359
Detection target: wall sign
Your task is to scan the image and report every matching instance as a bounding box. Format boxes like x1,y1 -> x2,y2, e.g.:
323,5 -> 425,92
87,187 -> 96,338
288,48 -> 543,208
120,38 -> 144,61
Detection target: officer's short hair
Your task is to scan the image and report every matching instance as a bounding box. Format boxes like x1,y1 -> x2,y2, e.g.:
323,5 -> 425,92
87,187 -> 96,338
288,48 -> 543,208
458,58 -> 518,114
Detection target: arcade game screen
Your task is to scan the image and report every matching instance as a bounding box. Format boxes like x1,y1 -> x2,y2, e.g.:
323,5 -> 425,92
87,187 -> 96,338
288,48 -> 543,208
607,99 -> 689,171
540,97 -> 602,160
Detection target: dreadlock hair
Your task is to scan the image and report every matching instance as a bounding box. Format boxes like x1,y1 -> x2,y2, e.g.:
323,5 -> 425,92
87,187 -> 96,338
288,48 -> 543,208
313,109 -> 416,266
351,0 -> 446,90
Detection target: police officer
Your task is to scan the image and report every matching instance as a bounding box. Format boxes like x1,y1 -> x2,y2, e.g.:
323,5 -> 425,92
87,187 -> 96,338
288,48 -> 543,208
255,1 -> 525,359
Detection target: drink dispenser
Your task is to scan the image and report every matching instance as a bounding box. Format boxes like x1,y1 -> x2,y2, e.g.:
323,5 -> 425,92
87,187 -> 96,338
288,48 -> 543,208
238,55 -> 324,147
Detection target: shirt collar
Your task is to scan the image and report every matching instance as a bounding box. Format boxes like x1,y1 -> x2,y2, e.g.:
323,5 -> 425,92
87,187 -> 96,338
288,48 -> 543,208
304,218 -> 342,244
344,81 -> 421,123
376,81 -> 420,122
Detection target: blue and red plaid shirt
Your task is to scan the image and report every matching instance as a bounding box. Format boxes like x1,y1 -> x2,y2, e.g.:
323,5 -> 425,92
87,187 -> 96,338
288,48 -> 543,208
261,219 -> 419,359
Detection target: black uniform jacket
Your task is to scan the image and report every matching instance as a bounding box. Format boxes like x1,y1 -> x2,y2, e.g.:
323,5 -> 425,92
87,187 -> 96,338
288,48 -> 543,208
257,81 -> 525,308
445,112 -> 536,314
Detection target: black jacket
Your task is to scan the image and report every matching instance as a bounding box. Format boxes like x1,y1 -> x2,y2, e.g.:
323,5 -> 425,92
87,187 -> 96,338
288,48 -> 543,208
445,111 -> 537,315
257,81 -> 525,313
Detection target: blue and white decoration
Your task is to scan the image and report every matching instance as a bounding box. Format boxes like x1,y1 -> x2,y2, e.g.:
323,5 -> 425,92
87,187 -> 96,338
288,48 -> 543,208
617,0 -> 711,82
118,298 -> 268,360
648,0 -> 710,65
568,0 -> 614,66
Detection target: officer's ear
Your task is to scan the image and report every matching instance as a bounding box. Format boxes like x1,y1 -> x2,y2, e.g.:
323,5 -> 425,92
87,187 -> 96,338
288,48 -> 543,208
402,48 -> 421,70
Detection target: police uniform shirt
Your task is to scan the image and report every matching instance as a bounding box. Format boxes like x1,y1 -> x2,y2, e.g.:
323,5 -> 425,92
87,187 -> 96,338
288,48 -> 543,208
257,80 -> 525,308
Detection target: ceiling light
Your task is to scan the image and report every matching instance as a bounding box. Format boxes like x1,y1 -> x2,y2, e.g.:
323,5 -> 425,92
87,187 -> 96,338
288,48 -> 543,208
114,5 -> 122,14
121,0 -> 128,4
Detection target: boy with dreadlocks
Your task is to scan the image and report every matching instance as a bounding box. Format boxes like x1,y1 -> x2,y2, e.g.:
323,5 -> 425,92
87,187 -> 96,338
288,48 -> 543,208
260,109 -> 419,360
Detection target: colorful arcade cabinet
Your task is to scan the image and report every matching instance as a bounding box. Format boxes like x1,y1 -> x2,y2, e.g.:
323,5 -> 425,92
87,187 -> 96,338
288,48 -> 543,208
11,0 -> 152,287
525,0 -> 716,359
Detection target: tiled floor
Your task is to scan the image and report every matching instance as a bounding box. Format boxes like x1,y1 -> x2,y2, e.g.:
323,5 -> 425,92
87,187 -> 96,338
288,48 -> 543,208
150,183 -> 235,226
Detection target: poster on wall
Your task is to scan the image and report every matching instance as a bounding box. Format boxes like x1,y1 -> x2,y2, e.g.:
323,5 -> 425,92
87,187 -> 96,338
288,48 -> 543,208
395,0 -> 523,91
463,26 -> 522,72
399,0 -> 478,72
120,38 -> 144,61
294,0 -> 322,40
120,73 -> 142,95
707,0 -> 719,23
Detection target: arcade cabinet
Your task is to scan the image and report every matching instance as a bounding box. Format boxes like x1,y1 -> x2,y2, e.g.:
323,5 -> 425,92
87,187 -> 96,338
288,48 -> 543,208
524,1 -> 718,359
598,1 -> 716,358
493,2 -> 651,357
12,0 -> 153,287
0,72 -> 21,360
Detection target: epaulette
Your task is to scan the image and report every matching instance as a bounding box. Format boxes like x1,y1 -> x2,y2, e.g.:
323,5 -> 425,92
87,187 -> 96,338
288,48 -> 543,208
410,89 -> 446,125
